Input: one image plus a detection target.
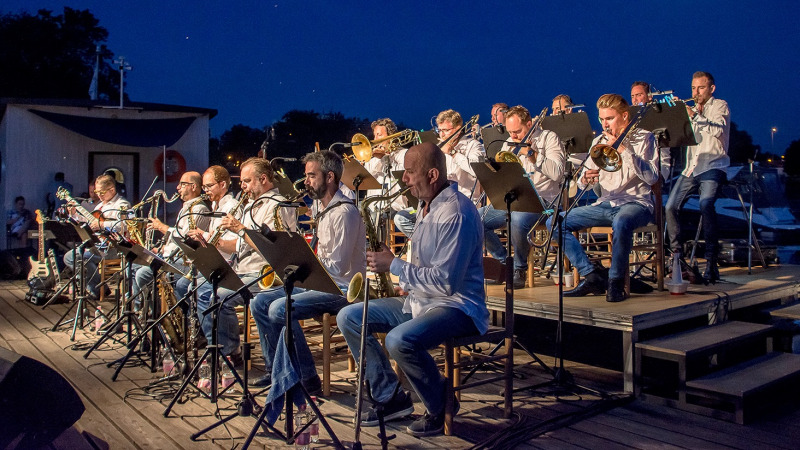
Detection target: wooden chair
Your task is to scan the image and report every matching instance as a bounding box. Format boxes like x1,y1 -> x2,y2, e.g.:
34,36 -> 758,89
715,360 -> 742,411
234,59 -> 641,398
97,258 -> 122,302
442,257 -> 514,435
301,313 -> 348,396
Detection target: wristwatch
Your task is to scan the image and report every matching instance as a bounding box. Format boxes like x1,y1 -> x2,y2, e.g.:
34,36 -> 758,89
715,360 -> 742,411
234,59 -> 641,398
237,227 -> 246,238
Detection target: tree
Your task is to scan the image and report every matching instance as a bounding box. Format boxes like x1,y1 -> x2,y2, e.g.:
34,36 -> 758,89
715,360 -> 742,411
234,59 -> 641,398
0,7 -> 120,101
211,124 -> 266,172
728,122 -> 760,165
784,139 -> 800,176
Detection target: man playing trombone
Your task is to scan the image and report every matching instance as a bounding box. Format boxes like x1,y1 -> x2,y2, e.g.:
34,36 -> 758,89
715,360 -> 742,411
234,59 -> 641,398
479,105 -> 565,288
552,94 -> 659,303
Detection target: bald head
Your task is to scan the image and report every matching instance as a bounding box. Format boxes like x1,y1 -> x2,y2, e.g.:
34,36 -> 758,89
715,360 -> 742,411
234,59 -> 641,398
409,142 -> 446,182
403,142 -> 447,205
178,171 -> 203,201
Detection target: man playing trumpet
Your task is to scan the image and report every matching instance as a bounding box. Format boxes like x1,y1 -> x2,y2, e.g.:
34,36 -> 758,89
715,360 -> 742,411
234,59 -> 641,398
551,94 -> 659,303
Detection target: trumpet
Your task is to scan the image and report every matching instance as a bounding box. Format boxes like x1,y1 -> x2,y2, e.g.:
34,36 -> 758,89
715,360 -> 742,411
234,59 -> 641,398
348,129 -> 420,163
588,103 -> 651,172
495,107 -> 548,163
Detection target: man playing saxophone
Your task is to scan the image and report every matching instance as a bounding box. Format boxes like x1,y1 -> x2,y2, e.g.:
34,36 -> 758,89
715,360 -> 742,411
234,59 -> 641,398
132,171 -> 210,311
478,105 -> 566,288
549,94 -> 659,303
248,150 -> 365,391
192,157 -> 296,368
338,142 -> 487,436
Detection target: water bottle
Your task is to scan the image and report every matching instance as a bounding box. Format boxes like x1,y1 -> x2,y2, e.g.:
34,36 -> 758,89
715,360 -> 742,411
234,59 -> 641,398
94,305 -> 104,334
220,357 -> 235,391
197,360 -> 212,392
308,396 -> 319,443
162,351 -> 174,377
295,404 -> 310,449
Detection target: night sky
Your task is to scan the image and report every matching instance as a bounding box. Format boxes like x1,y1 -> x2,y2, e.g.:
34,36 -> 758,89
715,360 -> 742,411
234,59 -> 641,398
5,1 -> 799,155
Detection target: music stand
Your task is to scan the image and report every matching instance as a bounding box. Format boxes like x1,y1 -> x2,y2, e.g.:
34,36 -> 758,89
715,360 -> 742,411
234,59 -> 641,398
631,103 -> 696,149
41,221 -> 85,309
164,239 -> 244,416
342,160 -> 381,194
390,170 -> 418,210
481,126 -> 510,160
418,129 -> 438,145
542,111 -> 595,154
241,229 -> 343,449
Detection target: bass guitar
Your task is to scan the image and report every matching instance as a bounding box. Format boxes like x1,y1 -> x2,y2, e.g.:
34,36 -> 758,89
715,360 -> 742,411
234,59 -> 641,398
27,210 -> 55,290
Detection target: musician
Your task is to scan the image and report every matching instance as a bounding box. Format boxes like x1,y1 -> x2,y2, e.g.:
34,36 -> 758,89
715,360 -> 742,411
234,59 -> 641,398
394,109 -> 485,237
666,71 -> 730,283
193,157 -> 296,367
551,94 -> 574,115
478,105 -> 566,288
6,196 -> 33,248
338,142 -> 487,436
249,150 -> 364,391
491,102 -> 508,127
551,94 -> 659,303
63,174 -> 130,299
175,165 -> 239,299
631,80 -> 671,182
132,171 -> 210,308
363,118 -> 408,216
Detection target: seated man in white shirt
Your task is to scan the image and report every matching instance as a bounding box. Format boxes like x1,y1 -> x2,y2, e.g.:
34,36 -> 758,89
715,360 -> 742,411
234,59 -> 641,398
549,94 -> 660,303
338,142 -> 488,437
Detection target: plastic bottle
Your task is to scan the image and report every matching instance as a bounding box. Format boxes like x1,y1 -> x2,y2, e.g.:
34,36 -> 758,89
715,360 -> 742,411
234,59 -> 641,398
162,351 -> 174,377
295,404 -> 310,450
94,305 -> 104,334
308,396 -> 319,443
197,360 -> 212,392
220,357 -> 235,391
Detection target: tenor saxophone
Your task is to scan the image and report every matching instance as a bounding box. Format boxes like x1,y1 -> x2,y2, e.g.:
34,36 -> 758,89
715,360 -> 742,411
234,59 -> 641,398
347,187 -> 410,302
158,273 -> 184,354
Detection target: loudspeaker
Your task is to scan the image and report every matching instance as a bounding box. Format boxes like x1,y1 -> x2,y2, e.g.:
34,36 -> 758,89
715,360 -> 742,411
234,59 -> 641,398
0,347 -> 85,449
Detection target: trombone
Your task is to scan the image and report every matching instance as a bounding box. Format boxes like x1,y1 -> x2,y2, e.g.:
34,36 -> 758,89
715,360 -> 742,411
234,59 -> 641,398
348,129 -> 420,163
494,107 -> 548,163
437,114 -> 480,153
588,102 -> 651,172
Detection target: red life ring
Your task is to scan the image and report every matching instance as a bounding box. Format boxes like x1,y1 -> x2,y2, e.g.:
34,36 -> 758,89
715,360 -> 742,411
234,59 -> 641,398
153,150 -> 186,183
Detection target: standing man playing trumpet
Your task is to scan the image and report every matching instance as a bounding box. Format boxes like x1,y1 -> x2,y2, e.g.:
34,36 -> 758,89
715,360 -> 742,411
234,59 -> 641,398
479,105 -> 566,288
249,150 -> 365,391
552,94 -> 659,303
666,71 -> 730,283
338,142 -> 488,436
192,158 -> 295,367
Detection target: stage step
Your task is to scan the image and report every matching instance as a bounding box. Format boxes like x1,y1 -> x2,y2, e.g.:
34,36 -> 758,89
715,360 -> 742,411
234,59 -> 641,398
769,303 -> 800,321
685,352 -> 800,424
635,321 -> 774,402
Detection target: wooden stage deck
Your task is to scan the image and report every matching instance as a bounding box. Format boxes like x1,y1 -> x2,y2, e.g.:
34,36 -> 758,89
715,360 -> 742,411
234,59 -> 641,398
2,276 -> 800,449
487,264 -> 800,392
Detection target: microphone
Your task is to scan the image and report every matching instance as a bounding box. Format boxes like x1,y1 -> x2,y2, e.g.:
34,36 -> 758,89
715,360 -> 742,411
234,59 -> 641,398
340,141 -> 364,148
278,201 -> 306,207
651,90 -> 673,96
195,211 -> 228,218
271,157 -> 298,162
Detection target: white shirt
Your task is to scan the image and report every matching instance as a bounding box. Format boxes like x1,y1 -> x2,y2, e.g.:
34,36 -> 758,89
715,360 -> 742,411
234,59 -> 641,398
389,183 -> 489,334
71,193 -> 130,233
315,190 -> 366,287
235,188 -> 296,275
683,97 -> 730,177
514,128 -> 566,205
203,193 -> 240,260
580,128 -> 660,213
364,149 -> 408,211
162,196 -> 211,260
445,136 -> 486,204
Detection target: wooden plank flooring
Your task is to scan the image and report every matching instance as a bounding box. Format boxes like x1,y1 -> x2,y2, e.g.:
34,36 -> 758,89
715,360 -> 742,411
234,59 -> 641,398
1,279 -> 799,449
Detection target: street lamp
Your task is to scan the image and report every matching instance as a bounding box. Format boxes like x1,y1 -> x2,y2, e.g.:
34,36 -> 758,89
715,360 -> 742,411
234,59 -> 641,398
112,56 -> 132,109
771,127 -> 778,151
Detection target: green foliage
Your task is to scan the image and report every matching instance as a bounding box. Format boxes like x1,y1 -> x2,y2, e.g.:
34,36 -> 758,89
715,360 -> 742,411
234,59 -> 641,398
0,7 -> 119,100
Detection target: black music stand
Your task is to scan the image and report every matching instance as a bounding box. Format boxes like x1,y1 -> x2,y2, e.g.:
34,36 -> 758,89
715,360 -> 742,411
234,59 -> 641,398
418,129 -> 438,145
342,160 -> 381,200
50,222 -> 102,341
241,229 -> 343,449
470,161 -> 554,380
41,221 -> 85,309
481,126 -> 510,160
631,103 -> 696,149
164,239 -> 244,415
542,111 -> 595,155
108,246 -> 185,380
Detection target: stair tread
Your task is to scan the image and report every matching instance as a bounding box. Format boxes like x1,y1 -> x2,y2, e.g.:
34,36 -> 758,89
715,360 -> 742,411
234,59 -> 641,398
686,352 -> 800,396
770,303 -> 800,320
635,321 -> 772,355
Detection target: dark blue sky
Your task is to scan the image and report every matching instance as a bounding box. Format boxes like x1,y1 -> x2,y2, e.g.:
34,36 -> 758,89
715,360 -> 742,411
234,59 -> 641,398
6,1 -> 799,155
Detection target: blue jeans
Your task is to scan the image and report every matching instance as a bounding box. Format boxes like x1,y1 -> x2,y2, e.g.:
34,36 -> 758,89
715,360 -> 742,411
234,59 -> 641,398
252,287 -> 347,380
195,273 -> 262,356
393,208 -> 416,237
665,169 -> 726,258
64,247 -> 103,297
548,202 -> 652,280
479,205 -> 540,270
337,298 -> 478,416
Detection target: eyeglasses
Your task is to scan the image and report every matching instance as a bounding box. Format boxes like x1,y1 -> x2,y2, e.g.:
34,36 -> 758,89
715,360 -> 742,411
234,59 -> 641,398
201,182 -> 219,191
177,182 -> 195,188
95,188 -> 109,195
438,127 -> 454,134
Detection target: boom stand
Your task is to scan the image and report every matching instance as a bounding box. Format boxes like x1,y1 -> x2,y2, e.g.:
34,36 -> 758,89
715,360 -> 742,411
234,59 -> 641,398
163,239 -> 245,416
241,229 -> 344,449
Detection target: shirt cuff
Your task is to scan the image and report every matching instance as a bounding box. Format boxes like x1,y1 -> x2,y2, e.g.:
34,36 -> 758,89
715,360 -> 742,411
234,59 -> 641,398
389,257 -> 404,277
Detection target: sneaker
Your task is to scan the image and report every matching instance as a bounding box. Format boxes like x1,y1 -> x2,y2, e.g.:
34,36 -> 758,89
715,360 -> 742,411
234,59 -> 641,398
248,373 -> 272,388
302,375 -> 322,396
228,351 -> 244,370
512,269 -> 526,289
360,389 -> 414,427
407,411 -> 444,437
